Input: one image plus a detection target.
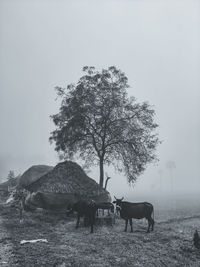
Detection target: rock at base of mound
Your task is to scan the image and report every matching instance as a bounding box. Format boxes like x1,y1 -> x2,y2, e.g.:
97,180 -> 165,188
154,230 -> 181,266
84,215 -> 115,227
18,165 -> 54,188
95,215 -> 115,226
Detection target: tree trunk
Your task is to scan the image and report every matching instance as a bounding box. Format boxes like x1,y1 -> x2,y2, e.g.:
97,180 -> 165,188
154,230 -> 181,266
99,158 -> 104,188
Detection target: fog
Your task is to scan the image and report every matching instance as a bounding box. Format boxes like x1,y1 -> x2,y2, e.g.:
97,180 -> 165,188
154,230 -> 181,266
0,0 -> 199,198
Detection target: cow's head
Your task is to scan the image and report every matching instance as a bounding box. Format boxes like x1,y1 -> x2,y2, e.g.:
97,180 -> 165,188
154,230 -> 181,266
112,196 -> 124,210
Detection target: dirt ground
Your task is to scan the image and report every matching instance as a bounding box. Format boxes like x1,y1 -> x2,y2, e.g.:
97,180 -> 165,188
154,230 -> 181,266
0,202 -> 200,267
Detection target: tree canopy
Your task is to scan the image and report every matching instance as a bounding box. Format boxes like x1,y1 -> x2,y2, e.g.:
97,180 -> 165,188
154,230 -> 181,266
50,66 -> 160,188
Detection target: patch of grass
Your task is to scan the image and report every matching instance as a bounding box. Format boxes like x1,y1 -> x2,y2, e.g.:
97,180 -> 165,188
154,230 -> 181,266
1,201 -> 200,266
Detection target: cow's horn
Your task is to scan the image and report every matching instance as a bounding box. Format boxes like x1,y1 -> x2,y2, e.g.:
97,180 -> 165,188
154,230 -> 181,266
121,197 -> 124,201
114,196 -> 117,200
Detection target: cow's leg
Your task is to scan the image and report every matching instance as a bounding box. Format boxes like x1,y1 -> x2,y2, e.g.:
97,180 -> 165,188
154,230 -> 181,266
151,218 -> 154,231
90,223 -> 93,233
90,216 -> 93,233
76,215 -> 80,229
90,211 -> 95,233
147,218 -> 151,233
129,218 -> 133,232
124,219 -> 128,232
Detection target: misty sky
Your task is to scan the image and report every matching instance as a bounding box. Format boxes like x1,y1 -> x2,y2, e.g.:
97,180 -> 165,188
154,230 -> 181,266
0,0 -> 199,196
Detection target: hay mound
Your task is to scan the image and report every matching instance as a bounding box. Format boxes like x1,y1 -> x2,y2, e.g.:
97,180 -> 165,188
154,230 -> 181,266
19,165 -> 53,188
27,161 -> 111,202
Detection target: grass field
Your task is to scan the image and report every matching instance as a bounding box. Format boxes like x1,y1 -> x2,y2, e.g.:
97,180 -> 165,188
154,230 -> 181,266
0,196 -> 200,267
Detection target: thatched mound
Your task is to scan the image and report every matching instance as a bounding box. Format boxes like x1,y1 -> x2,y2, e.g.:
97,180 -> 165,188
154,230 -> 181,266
19,165 -> 53,188
26,161 -> 111,202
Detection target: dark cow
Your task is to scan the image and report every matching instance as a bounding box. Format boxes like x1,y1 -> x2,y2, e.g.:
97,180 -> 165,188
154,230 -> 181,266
96,202 -> 114,216
113,197 -> 154,233
69,200 -> 98,233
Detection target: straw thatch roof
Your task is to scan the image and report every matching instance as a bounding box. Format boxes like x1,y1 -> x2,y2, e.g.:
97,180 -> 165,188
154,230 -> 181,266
18,165 -> 53,188
26,161 -> 111,202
